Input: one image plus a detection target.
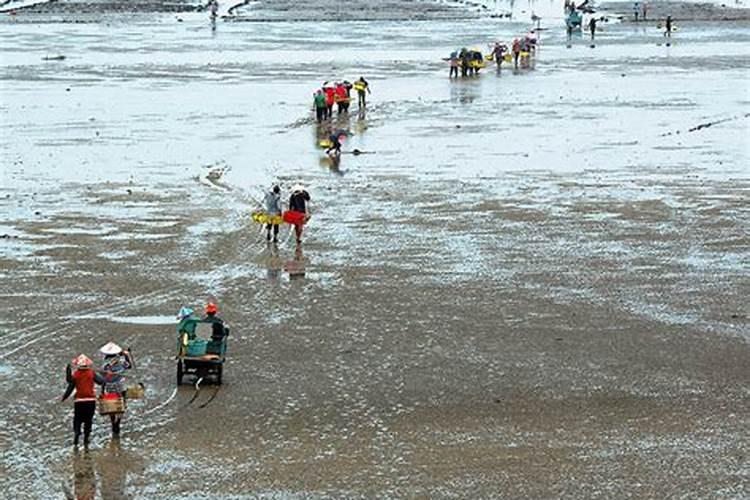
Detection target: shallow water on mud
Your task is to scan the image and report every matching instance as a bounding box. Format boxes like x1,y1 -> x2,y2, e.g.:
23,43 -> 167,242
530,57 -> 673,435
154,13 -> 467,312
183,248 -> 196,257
0,7 -> 749,499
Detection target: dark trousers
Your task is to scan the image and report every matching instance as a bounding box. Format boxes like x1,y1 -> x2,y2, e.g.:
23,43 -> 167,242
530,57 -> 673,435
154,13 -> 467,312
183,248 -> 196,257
73,401 -> 96,445
326,105 -> 333,118
109,414 -> 121,435
266,223 -> 279,240
316,107 -> 325,122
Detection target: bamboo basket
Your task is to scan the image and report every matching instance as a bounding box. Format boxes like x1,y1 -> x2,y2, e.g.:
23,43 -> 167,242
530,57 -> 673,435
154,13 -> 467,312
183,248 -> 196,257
98,396 -> 125,415
125,384 -> 145,400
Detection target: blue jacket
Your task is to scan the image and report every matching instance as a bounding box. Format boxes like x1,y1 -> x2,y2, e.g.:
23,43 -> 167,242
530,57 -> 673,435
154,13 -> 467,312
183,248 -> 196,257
100,354 -> 132,395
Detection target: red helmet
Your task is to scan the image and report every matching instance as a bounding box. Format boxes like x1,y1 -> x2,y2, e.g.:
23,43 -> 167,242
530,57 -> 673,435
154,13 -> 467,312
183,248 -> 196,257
205,302 -> 218,314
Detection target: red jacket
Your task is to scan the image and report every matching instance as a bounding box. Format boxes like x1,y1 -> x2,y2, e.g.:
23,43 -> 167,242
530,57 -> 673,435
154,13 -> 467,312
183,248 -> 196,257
63,366 -> 100,402
335,85 -> 348,102
324,88 -> 335,106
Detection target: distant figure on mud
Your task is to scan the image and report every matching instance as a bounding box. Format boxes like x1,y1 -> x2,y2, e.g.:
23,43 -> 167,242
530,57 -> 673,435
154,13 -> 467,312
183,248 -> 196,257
633,2 -> 640,21
264,185 -> 282,242
588,17 -> 597,41
449,51 -> 459,78
335,81 -> 351,115
325,129 -> 348,158
62,354 -> 102,448
313,90 -> 327,123
460,48 -> 470,77
208,0 -> 218,19
665,15 -> 673,37
323,83 -> 335,119
354,77 -> 370,108
492,42 -> 507,69
287,184 -> 310,245
512,39 -> 521,68
326,133 -> 342,157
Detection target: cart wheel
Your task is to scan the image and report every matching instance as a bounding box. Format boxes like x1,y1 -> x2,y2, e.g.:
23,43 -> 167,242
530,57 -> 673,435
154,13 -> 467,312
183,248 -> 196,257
216,365 -> 223,385
177,361 -> 183,385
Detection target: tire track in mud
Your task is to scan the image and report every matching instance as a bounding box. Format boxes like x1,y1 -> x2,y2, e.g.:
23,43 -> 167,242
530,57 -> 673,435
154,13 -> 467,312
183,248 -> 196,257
177,377 -> 221,410
182,378 -> 205,408
127,384 -> 222,438
197,385 -> 221,408
0,289 -> 174,358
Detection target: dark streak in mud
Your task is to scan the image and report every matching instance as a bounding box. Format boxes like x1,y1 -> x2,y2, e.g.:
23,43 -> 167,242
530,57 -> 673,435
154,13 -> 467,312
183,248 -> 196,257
660,112 -> 750,136
198,385 -> 221,408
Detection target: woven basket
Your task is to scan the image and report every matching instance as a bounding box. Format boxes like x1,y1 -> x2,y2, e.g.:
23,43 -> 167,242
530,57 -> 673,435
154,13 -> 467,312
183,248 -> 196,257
98,396 -> 125,415
125,384 -> 145,400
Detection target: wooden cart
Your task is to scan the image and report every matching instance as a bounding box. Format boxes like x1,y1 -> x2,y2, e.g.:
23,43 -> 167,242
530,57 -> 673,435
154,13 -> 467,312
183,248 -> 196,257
176,318 -> 229,385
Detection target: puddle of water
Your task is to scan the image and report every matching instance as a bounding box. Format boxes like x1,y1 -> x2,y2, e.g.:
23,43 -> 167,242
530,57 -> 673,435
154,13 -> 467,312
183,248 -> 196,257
100,233 -> 175,240
0,363 -> 14,377
42,226 -> 118,236
98,250 -> 141,260
68,314 -> 178,325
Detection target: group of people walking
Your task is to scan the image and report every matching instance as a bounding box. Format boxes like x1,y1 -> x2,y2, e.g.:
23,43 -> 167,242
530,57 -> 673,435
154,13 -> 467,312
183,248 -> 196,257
61,343 -> 133,447
62,302 -> 229,447
262,183 -> 312,245
447,32 -> 537,77
447,48 -> 486,77
490,35 -> 538,71
313,78 -> 370,123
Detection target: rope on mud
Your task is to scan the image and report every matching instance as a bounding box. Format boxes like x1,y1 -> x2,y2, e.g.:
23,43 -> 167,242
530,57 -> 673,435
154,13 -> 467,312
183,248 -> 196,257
142,387 -> 178,416
180,377 -> 203,408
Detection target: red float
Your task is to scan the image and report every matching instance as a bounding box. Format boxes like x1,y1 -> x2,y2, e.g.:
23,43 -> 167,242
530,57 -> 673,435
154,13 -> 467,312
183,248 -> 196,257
282,210 -> 306,225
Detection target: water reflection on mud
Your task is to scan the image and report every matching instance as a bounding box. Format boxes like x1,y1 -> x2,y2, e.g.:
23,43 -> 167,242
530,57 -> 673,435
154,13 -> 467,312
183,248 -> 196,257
69,451 -> 96,500
63,440 -> 141,500
262,243 -> 284,281
285,245 -> 307,280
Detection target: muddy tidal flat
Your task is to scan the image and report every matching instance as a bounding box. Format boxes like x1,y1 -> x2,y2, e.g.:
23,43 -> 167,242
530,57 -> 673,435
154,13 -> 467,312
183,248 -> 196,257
1,0 -> 749,498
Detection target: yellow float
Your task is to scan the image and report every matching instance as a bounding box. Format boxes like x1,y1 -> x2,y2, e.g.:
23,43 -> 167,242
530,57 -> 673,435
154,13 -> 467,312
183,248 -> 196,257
251,211 -> 283,225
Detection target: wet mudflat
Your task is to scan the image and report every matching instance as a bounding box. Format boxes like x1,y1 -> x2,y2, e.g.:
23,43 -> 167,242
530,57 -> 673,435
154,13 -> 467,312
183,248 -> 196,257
1,3 -> 749,498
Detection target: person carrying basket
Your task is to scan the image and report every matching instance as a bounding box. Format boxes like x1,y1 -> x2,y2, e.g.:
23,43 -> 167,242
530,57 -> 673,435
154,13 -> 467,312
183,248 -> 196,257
98,342 -> 133,437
